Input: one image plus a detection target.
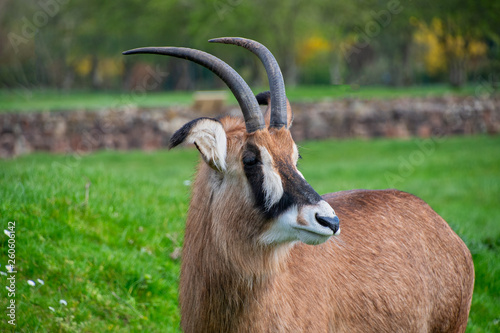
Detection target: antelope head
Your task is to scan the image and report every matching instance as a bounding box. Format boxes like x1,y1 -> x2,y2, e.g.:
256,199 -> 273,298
123,38 -> 339,250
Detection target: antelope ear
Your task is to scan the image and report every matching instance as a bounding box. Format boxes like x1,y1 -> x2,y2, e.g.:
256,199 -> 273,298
255,91 -> 294,128
256,91 -> 272,127
169,117 -> 227,172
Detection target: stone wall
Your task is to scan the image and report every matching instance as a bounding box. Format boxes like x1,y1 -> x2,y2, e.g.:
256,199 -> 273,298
290,96 -> 499,141
1,96 -> 498,158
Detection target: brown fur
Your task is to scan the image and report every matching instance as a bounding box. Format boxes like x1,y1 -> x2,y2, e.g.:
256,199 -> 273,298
179,116 -> 474,332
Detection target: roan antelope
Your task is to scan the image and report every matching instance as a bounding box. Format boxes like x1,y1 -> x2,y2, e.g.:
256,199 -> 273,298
123,37 -> 474,333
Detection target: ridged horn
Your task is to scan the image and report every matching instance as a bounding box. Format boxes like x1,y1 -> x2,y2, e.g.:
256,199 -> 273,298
209,37 -> 287,129
122,47 -> 265,133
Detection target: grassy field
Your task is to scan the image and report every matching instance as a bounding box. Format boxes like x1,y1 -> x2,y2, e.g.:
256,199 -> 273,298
0,84 -> 479,113
0,135 -> 499,332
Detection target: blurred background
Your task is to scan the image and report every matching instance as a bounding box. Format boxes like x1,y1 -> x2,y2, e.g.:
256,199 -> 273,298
0,0 -> 499,332
1,0 -> 499,91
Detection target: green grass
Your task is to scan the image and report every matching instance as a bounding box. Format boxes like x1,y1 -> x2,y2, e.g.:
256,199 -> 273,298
1,135 -> 499,332
287,83 -> 478,102
0,84 -> 479,113
0,90 -> 194,113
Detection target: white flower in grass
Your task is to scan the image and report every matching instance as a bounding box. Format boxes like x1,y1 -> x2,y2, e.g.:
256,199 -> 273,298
37,279 -> 45,285
5,286 -> 11,291
6,265 -> 14,272
0,271 -> 7,276
59,299 -> 67,306
183,180 -> 192,186
28,280 -> 36,287
4,230 -> 11,237
49,306 -> 55,312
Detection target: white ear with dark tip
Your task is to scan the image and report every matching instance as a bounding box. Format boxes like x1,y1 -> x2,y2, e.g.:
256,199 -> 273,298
170,117 -> 227,172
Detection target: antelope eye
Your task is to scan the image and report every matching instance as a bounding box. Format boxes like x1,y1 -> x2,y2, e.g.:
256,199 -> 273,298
242,151 -> 259,166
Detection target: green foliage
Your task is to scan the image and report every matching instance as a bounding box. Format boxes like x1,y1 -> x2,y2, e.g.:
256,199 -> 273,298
0,135 -> 499,331
1,0 -> 498,89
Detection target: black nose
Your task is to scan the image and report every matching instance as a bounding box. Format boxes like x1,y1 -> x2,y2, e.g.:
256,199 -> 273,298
315,214 -> 340,234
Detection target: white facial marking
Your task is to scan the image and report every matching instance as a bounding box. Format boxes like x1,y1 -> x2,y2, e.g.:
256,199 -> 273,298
258,146 -> 284,210
259,200 -> 339,246
292,144 -> 305,179
259,205 -> 299,245
292,144 -> 300,162
296,169 -> 305,179
298,200 -> 340,236
186,119 -> 227,172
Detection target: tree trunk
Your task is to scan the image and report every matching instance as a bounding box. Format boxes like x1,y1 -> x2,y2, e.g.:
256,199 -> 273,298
449,58 -> 466,88
175,61 -> 192,90
90,54 -> 103,90
401,42 -> 413,86
329,52 -> 342,85
284,52 -> 298,87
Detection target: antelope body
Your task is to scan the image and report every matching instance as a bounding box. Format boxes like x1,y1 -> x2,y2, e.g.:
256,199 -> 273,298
124,37 -> 474,332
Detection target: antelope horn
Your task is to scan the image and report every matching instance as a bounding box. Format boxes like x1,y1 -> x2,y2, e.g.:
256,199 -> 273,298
122,47 -> 265,133
209,37 -> 288,129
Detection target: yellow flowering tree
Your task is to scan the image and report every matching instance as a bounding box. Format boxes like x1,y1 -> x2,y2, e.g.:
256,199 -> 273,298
414,17 -> 488,86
